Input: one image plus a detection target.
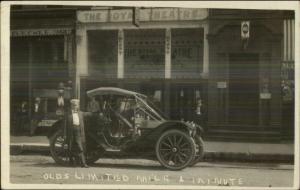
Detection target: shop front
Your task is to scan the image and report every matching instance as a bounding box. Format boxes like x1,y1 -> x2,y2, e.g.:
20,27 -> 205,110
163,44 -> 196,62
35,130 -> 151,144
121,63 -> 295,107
76,7 -> 209,127
206,10 -> 295,141
10,8 -> 76,135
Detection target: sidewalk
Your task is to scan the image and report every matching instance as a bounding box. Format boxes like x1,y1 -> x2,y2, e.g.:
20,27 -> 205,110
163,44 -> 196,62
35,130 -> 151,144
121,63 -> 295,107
10,136 -> 294,163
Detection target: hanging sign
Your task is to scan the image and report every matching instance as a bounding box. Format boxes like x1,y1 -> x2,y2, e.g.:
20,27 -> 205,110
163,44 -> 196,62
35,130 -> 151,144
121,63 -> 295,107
241,21 -> 250,39
217,81 -> 227,89
260,93 -> 271,99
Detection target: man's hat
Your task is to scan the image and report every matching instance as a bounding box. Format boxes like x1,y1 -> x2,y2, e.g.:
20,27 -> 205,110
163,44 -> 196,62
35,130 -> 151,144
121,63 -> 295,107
58,82 -> 65,90
70,99 -> 80,106
35,97 -> 41,102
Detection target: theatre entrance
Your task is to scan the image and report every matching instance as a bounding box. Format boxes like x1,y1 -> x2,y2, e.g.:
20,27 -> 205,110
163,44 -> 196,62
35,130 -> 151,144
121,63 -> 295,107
228,53 -> 259,125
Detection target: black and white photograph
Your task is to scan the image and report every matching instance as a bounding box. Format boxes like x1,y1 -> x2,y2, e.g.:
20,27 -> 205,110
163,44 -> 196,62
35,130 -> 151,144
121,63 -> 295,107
1,1 -> 299,189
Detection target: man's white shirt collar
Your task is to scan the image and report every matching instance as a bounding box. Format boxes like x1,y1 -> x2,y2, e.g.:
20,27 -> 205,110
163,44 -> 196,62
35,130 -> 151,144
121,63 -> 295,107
72,111 -> 80,125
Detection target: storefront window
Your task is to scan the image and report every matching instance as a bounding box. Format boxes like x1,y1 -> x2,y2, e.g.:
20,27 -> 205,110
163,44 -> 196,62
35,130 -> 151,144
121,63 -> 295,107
31,36 -> 66,83
124,29 -> 165,78
171,28 -> 204,78
11,37 -> 29,81
88,30 -> 118,78
11,36 -> 68,88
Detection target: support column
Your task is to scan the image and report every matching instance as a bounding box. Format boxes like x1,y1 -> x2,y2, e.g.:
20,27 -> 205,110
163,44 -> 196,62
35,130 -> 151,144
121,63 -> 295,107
75,25 -> 88,99
118,29 -> 124,79
64,34 -> 70,78
64,35 -> 68,63
165,28 -> 171,79
269,39 -> 283,131
164,28 -> 172,117
203,23 -> 209,78
28,42 -> 33,120
66,35 -> 74,79
51,40 -> 58,69
65,34 -> 76,97
164,81 -> 171,118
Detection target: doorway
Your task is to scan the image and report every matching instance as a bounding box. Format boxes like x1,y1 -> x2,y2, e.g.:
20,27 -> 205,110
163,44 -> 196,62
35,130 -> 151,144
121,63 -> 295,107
169,83 -> 204,124
228,53 -> 259,125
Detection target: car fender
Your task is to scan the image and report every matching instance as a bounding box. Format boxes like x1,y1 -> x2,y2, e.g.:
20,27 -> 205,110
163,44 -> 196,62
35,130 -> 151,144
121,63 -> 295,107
143,121 -> 193,143
195,124 -> 204,137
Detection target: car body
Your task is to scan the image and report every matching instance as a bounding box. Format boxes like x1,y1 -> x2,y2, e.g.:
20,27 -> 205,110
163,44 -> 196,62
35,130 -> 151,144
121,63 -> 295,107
49,87 -> 204,170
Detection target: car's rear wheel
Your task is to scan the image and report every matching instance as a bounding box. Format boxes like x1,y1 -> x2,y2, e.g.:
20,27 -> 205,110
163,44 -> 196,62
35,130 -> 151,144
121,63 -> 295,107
50,129 -> 103,165
189,135 -> 204,166
85,135 -> 104,164
49,129 -> 69,165
156,129 -> 196,170
86,149 -> 103,164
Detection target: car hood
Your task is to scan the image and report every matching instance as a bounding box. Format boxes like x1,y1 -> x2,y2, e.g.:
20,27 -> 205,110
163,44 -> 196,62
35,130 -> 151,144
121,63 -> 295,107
163,120 -> 197,130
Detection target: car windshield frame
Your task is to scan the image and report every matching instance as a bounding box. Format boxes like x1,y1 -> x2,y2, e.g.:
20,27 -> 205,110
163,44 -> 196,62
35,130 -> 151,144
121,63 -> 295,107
135,94 -> 167,121
87,87 -> 168,121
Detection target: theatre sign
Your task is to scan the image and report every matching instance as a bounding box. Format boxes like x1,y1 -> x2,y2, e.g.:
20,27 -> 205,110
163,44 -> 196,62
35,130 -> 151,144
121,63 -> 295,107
77,8 -> 208,23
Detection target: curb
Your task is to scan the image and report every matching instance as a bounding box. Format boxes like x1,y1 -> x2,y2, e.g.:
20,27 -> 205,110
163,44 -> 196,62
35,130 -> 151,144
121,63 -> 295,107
10,143 -> 49,154
10,144 -> 294,163
203,151 -> 294,163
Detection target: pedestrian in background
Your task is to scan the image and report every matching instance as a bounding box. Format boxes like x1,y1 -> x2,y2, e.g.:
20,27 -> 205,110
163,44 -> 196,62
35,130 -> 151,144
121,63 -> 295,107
30,97 -> 43,136
87,96 -> 100,113
56,82 -> 70,149
56,82 -> 66,117
16,101 -> 28,135
86,96 -> 101,132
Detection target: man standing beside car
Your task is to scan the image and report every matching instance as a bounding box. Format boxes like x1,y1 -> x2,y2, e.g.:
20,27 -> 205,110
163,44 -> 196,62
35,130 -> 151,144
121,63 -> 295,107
67,99 -> 89,168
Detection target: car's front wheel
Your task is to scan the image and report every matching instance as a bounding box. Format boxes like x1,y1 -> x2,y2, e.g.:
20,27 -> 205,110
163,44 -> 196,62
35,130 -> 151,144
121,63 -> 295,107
156,129 -> 196,170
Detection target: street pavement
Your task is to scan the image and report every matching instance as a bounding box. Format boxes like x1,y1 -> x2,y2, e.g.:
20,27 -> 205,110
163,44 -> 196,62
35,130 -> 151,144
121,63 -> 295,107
10,155 -> 294,187
10,135 -> 295,162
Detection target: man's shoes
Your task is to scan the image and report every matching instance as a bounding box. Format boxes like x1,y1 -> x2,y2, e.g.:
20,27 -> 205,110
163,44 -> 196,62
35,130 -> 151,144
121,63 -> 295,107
81,164 -> 89,168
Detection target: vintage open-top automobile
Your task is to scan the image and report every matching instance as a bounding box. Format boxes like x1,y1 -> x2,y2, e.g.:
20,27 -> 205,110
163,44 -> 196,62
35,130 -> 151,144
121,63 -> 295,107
49,87 -> 204,170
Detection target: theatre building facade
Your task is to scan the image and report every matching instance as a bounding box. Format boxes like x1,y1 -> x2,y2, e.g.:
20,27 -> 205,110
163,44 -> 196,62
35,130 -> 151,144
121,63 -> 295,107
10,6 -> 295,141
75,7 -> 294,141
75,7 -> 210,131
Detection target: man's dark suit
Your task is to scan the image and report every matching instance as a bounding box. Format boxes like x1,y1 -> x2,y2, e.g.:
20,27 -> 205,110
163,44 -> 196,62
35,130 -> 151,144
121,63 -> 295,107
30,102 -> 44,135
66,111 -> 92,167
